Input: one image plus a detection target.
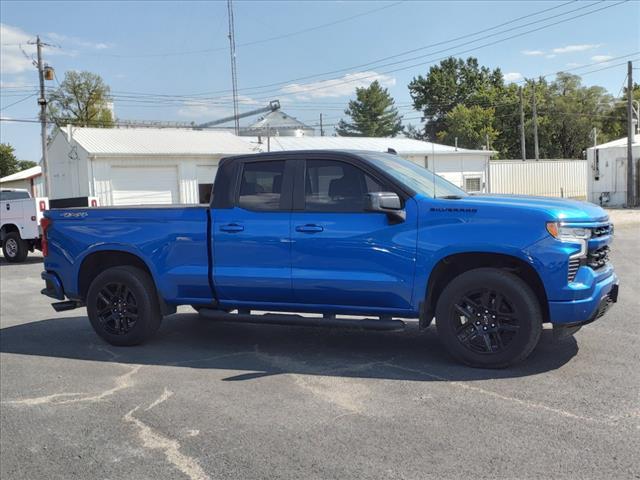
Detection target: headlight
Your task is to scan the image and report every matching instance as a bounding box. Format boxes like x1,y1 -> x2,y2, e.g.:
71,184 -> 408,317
546,221 -> 591,259
546,222 -> 592,241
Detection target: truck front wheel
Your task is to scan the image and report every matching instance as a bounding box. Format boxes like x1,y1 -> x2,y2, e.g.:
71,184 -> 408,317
435,268 -> 542,368
2,232 -> 28,263
86,266 -> 162,346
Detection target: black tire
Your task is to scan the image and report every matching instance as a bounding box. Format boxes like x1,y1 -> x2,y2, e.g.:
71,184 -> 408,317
435,268 -> 542,368
86,266 -> 162,346
2,232 -> 28,263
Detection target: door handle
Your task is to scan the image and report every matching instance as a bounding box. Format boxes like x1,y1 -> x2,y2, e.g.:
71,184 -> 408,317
295,224 -> 324,233
220,223 -> 244,233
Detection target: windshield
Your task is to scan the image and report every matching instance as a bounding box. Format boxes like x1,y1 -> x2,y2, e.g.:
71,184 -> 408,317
363,152 -> 468,198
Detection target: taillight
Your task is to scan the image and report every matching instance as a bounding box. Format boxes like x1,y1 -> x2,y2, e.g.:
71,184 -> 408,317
39,200 -> 46,212
40,217 -> 52,257
90,199 -> 97,207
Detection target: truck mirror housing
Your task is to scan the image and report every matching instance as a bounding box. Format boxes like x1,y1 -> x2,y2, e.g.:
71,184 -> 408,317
366,192 -> 405,223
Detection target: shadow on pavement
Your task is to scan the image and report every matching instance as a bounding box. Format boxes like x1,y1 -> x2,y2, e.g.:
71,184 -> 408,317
0,313 -> 578,382
0,256 -> 44,266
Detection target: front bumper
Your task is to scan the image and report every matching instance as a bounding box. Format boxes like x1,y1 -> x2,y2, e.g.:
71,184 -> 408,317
548,270 -> 618,325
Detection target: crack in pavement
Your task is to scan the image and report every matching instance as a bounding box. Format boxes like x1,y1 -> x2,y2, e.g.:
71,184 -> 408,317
124,390 -> 210,480
2,365 -> 142,406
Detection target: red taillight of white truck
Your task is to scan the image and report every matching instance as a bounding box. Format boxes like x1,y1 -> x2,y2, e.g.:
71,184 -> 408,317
39,200 -> 47,212
40,217 -> 52,256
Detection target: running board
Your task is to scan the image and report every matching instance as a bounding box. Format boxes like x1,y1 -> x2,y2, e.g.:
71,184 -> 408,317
198,310 -> 406,331
51,300 -> 83,312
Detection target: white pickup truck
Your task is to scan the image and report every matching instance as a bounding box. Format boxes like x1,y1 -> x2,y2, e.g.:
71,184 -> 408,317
0,188 -> 49,262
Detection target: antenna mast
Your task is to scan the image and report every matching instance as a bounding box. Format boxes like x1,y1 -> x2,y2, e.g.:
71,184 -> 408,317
227,0 -> 240,135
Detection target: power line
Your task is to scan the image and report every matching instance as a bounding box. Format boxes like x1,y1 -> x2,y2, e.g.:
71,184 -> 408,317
0,93 -> 38,111
167,0 -> 615,100
83,1 -> 405,59
250,1 -> 629,102
86,0 -> 593,100
237,0 -> 591,96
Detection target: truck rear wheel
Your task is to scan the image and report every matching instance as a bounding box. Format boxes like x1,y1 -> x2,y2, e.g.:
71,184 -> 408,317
86,266 -> 162,346
2,232 -> 28,263
435,268 -> 542,368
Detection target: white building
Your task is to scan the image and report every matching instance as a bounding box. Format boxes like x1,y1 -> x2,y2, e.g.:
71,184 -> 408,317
46,127 -> 494,206
587,136 -> 640,207
47,127 -> 253,205
0,165 -> 45,197
246,136 -> 494,193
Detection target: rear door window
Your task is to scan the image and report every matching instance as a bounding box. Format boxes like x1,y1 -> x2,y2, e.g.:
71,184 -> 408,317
238,161 -> 287,211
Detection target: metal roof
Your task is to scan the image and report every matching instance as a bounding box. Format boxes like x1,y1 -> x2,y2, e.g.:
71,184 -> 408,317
588,136 -> 640,149
62,127 -> 254,156
248,110 -> 312,130
0,165 -> 41,183
243,136 -> 493,155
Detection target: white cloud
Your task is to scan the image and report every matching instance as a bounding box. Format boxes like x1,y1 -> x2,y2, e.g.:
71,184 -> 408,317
522,50 -> 544,56
1,23 -> 37,74
177,95 -> 259,119
591,55 -> 613,63
504,72 -> 523,82
545,54 -> 557,59
280,71 -> 396,100
552,44 -> 601,54
566,62 -> 582,68
0,23 -> 107,75
45,32 -> 114,50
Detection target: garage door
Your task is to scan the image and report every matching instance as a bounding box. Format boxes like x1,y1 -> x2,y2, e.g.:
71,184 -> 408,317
111,166 -> 179,205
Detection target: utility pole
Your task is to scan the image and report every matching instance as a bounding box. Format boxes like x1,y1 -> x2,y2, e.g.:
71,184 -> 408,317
519,86 -> 526,161
532,81 -> 539,161
627,61 -> 635,206
592,127 -> 597,148
35,36 -> 51,198
320,113 -> 324,137
227,0 -> 239,135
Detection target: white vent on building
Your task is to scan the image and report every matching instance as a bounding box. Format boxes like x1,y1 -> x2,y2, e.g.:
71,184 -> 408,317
464,176 -> 482,193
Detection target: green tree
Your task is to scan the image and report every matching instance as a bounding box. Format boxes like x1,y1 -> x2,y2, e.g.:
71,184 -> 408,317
48,71 -> 114,127
336,80 -> 403,137
408,57 -> 504,142
536,73 -> 613,158
438,105 -> 498,149
600,82 -> 640,142
0,143 -> 37,178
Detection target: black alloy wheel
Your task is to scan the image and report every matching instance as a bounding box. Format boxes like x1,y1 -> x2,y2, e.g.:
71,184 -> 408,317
452,288 -> 520,354
95,282 -> 139,335
435,268 -> 542,368
87,265 -> 162,346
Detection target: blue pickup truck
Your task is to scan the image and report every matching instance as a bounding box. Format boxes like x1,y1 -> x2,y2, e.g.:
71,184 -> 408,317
40,150 -> 618,367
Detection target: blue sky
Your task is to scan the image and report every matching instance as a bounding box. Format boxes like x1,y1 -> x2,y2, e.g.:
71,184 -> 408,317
1,0 -> 639,161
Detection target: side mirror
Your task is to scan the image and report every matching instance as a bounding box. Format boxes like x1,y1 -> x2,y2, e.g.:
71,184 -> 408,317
366,192 -> 406,223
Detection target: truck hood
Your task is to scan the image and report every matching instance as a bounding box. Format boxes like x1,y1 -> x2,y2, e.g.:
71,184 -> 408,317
453,194 -> 608,223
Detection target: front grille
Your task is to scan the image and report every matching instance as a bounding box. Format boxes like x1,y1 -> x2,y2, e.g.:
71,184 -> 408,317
568,257 -> 581,282
587,245 -> 610,270
592,224 -> 612,237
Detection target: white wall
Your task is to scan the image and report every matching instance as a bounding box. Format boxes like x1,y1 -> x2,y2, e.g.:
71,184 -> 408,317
0,178 -> 30,192
405,153 -> 490,192
489,160 -> 587,198
587,145 -> 639,207
47,132 -> 91,200
91,156 -> 222,206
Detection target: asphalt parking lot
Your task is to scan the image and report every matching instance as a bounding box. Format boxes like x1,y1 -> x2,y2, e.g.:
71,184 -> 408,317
1,221 -> 639,480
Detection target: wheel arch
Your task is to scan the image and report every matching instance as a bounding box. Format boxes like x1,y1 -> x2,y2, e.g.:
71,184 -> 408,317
0,223 -> 20,241
422,252 -> 549,327
77,249 -> 174,315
